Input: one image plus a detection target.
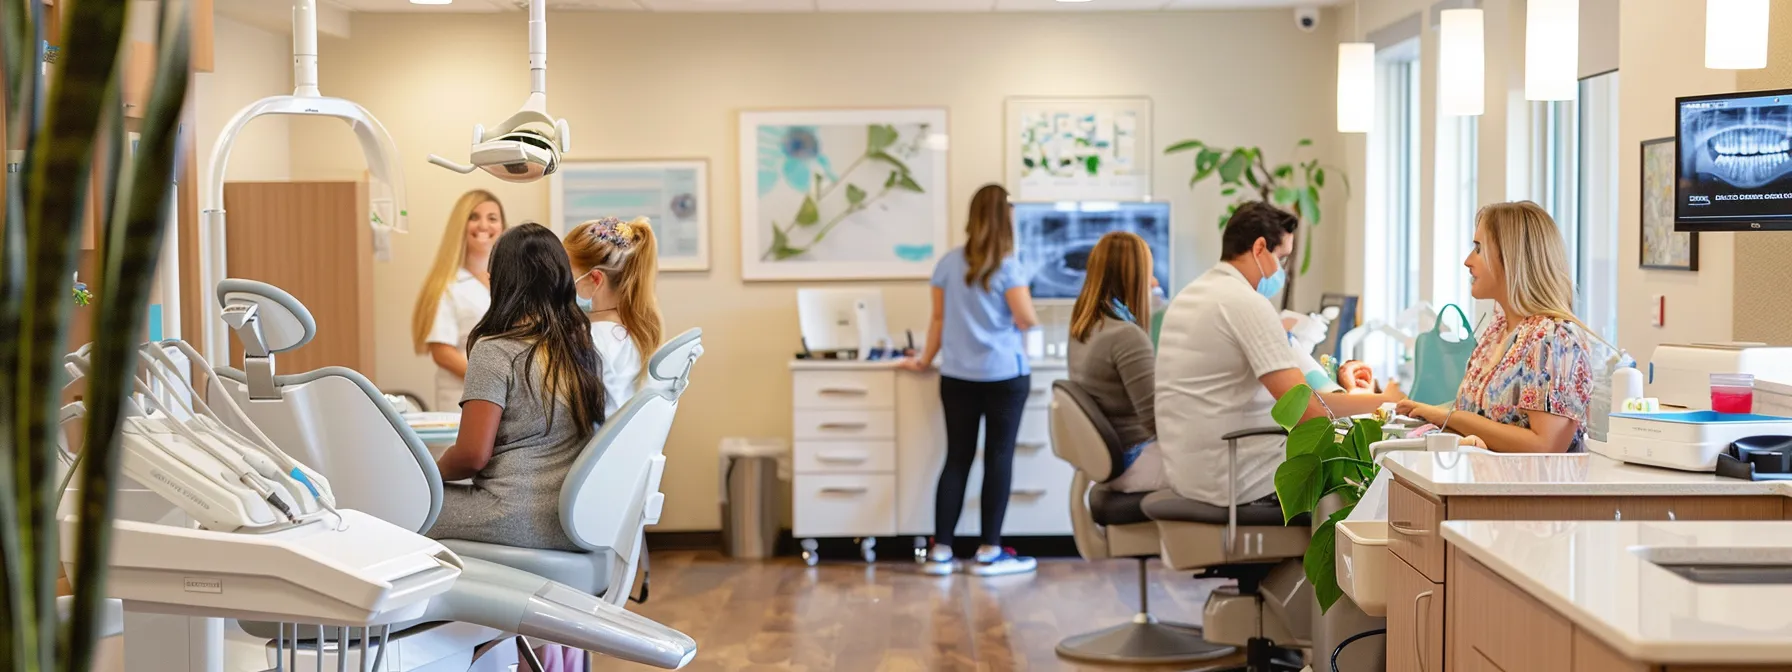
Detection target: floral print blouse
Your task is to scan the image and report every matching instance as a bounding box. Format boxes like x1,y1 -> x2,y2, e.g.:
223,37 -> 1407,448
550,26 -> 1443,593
1455,312 -> 1595,452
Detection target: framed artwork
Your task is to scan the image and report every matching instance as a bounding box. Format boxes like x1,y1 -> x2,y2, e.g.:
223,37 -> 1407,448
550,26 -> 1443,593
1641,137 -> 1698,271
549,159 -> 710,271
738,108 -> 949,281
1006,97 -> 1153,201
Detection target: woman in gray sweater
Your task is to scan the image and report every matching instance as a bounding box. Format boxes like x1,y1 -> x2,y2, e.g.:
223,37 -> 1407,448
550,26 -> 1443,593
1067,232 -> 1165,493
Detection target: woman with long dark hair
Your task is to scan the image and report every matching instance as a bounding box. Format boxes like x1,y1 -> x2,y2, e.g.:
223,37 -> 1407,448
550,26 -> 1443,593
428,223 -> 606,551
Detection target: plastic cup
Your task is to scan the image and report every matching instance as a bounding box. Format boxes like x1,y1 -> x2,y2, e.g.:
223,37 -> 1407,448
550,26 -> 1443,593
1711,373 -> 1755,414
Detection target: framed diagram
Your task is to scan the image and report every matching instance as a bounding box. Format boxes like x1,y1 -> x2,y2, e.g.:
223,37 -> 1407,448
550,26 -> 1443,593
550,159 -> 710,271
1640,137 -> 1698,271
1006,97 -> 1153,201
739,108 -> 950,281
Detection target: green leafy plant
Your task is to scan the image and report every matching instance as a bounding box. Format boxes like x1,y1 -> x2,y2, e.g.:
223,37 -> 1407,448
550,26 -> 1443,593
1163,138 -> 1349,309
1268,384 -> 1379,613
2,0 -> 192,669
763,123 -> 928,261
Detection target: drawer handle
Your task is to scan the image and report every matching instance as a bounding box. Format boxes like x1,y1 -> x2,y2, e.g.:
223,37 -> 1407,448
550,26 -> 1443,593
817,387 -> 870,396
1390,521 -> 1431,536
1013,488 -> 1048,497
816,452 -> 869,464
1414,590 -> 1435,672
819,486 -> 869,495
818,422 -> 869,430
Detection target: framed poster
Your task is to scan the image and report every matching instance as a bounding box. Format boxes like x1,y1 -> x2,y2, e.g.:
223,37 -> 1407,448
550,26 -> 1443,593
738,108 -> 950,281
549,159 -> 710,271
1640,137 -> 1698,271
1006,97 -> 1153,201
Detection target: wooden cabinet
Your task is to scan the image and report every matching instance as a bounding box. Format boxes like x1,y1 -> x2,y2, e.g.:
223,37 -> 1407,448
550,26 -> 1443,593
1389,477 -> 1447,581
1388,552 -> 1444,672
1449,547 -> 1573,672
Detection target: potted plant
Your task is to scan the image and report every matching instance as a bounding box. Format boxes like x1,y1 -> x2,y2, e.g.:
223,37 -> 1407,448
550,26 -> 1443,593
1267,383 -> 1380,612
2,0 -> 192,668
1163,138 -> 1348,310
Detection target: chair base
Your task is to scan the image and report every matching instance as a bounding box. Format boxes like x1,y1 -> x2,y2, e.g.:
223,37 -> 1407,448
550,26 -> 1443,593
1054,619 -> 1236,665
1203,637 -> 1304,672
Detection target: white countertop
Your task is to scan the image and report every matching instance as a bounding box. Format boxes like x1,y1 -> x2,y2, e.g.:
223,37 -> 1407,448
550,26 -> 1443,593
1444,520 -> 1792,664
788,358 -> 1068,371
1382,450 -> 1792,497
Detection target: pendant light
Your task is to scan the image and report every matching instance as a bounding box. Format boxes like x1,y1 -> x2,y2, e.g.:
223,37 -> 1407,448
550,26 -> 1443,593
1525,0 -> 1578,101
1338,2 -> 1373,133
1439,8 -> 1485,116
1706,0 -> 1770,69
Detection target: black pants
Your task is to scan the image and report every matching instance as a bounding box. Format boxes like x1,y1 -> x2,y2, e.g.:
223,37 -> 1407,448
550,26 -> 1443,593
933,373 -> 1031,548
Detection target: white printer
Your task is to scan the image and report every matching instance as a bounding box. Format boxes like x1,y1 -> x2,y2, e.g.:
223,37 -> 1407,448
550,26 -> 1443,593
1646,343 -> 1792,410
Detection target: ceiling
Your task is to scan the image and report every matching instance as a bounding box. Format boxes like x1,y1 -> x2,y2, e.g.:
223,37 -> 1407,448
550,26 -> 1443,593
319,0 -> 1339,13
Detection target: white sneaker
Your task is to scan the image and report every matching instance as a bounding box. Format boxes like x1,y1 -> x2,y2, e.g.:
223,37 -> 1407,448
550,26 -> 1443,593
920,544 -> 956,575
969,548 -> 1036,576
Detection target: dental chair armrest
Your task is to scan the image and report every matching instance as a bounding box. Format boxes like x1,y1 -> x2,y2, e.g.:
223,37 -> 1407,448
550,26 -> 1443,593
1222,426 -> 1289,441
1224,426 -> 1287,556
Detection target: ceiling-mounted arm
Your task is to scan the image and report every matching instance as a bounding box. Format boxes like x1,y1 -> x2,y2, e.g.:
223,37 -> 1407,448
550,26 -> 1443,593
427,0 -> 568,183
530,0 -> 546,96
293,0 -> 319,98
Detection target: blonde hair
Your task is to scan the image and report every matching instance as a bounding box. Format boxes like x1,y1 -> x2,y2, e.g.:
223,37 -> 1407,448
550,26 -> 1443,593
1070,232 -> 1153,342
412,190 -> 505,354
963,184 -> 1013,291
563,217 -> 664,382
1477,201 -> 1612,351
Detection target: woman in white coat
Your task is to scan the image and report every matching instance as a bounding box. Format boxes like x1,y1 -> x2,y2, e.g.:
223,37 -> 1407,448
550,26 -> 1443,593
411,189 -> 508,412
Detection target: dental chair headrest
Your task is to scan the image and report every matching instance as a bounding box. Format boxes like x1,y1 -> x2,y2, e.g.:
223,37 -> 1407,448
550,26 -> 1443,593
648,328 -> 703,390
216,279 -> 316,354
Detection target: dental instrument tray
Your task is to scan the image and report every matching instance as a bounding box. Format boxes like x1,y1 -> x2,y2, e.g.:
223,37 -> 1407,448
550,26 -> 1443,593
1604,411 -> 1792,472
70,509 -> 463,627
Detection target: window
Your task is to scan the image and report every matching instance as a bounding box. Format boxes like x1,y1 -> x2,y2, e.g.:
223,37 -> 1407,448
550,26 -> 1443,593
1365,39 -> 1422,378
1434,114 -> 1479,317
1575,72 -> 1620,347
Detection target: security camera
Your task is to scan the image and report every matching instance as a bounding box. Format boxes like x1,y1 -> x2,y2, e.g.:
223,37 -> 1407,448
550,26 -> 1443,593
1295,7 -> 1320,32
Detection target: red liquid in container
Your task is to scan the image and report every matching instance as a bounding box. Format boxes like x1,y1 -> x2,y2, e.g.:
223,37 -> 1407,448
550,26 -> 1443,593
1712,389 -> 1755,414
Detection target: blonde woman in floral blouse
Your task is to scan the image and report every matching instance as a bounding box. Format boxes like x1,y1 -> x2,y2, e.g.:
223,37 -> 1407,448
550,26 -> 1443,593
1397,201 -> 1598,453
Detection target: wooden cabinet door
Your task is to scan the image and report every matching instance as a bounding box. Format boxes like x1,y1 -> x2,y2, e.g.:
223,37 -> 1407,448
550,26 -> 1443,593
1388,555 -> 1444,672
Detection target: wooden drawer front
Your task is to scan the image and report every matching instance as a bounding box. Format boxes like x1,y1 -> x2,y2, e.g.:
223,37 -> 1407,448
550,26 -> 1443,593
793,410 -> 896,441
1449,549 -> 1572,672
1387,555 -> 1444,672
1626,495 -> 1784,521
1572,629 -> 1648,672
793,441 -> 895,474
1389,477 -> 1446,582
1448,495 -> 1785,523
792,474 -> 896,537
792,370 -> 895,410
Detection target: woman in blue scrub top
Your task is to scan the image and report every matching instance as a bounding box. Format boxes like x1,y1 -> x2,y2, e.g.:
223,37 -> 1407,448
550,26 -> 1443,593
901,183 -> 1040,577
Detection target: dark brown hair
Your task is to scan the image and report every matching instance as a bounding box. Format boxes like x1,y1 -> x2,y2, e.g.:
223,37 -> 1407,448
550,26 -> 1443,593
468,223 -> 606,434
963,184 -> 1013,290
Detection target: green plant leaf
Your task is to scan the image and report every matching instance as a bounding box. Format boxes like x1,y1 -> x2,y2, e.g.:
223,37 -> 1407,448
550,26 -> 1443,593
1301,185 -> 1322,226
1084,155 -> 1101,176
1218,202 -> 1240,229
1272,186 -> 1298,206
1164,139 -> 1204,154
897,173 -> 925,193
885,171 -> 900,189
1244,167 -> 1261,189
1220,186 -> 1237,197
867,124 -> 899,153
869,150 -> 913,176
1345,418 -> 1382,462
1271,383 -> 1313,430
1315,167 -> 1327,188
1297,138 -> 1313,147
1274,453 -> 1323,523
1300,227 -> 1314,276
795,196 -> 820,226
1273,165 -> 1294,181
1218,149 -> 1252,184
1285,417 -> 1334,458
1308,508 -> 1352,613
846,183 -> 867,205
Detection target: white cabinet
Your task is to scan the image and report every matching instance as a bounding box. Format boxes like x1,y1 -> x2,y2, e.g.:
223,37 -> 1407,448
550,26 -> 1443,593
792,360 -> 1072,563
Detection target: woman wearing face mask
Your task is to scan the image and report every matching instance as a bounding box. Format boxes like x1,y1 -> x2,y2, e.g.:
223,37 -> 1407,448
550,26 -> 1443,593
562,216 -> 665,415
1396,201 -> 1602,453
412,190 -> 507,412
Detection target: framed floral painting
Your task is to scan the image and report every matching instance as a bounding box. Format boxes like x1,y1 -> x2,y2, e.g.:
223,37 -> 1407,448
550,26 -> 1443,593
738,108 -> 950,281
1006,97 -> 1153,201
550,159 -> 710,271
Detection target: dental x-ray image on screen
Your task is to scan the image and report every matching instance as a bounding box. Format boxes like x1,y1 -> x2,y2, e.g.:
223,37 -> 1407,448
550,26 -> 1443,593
1676,89 -> 1792,228
1014,201 -> 1171,300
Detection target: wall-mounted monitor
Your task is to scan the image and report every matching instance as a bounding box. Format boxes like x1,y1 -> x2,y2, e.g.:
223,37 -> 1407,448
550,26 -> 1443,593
1014,201 -> 1171,301
1676,88 -> 1792,231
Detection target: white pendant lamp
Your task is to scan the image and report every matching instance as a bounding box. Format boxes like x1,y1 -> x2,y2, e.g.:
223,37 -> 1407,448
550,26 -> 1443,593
1525,0 -> 1578,101
1706,0 -> 1770,69
1439,8 -> 1485,116
1338,43 -> 1375,133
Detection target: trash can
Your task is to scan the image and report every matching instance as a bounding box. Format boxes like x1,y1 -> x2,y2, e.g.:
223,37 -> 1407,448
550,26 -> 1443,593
719,438 -> 787,559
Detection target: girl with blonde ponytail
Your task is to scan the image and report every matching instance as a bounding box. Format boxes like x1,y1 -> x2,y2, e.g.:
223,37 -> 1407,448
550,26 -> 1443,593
562,216 -> 665,415
1396,201 -> 1598,454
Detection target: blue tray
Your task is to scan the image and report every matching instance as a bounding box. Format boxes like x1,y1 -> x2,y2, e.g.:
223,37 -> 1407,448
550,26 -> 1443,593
1609,410 -> 1792,424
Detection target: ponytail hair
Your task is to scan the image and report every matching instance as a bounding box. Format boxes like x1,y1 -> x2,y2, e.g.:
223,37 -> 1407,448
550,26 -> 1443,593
563,217 -> 665,381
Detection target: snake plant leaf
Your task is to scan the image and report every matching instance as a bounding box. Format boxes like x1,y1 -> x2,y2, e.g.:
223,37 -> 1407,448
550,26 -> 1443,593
1270,383 -> 1313,430
63,3 -> 189,670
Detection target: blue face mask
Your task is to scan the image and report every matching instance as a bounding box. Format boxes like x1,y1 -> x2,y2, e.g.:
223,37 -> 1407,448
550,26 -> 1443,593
1109,297 -> 1136,323
1252,249 -> 1287,300
574,271 -> 595,312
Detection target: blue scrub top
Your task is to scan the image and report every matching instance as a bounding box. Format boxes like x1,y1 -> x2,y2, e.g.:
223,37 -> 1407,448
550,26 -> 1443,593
931,247 -> 1031,382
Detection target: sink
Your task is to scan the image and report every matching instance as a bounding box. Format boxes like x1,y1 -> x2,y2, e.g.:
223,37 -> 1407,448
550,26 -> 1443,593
1654,563 -> 1792,585
1632,545 -> 1792,584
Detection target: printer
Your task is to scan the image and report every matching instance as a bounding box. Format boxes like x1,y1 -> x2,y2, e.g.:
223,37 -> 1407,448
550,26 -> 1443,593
1646,343 -> 1792,410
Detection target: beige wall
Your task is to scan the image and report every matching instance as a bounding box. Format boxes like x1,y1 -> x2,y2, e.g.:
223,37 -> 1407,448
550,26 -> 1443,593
1618,0 -> 1738,361
1731,0 -> 1792,344
287,10 -> 1344,530
196,16 -> 294,187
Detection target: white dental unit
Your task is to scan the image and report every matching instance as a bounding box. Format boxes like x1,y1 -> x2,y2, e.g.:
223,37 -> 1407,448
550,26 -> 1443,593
1589,343 -> 1792,472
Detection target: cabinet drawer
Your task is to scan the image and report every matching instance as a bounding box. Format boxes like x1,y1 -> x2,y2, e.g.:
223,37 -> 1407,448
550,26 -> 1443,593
792,474 -> 896,538
1015,409 -> 1051,451
990,471 -> 1073,536
792,370 -> 895,410
794,410 -> 896,441
1386,556 -> 1443,672
1025,373 -> 1064,409
1449,549 -> 1572,672
1389,477 -> 1446,582
793,441 -> 895,474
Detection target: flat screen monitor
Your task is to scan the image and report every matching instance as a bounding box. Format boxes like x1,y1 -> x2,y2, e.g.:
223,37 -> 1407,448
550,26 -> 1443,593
1014,201 -> 1172,301
796,288 -> 887,354
1676,88 -> 1792,231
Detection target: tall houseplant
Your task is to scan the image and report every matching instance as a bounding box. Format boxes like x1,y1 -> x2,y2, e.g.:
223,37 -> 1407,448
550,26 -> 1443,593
1163,138 -> 1348,310
1,0 -> 192,669
1267,384 -> 1379,613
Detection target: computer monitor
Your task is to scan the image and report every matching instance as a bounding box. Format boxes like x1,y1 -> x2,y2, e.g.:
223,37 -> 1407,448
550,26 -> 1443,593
797,288 -> 889,357
1014,201 -> 1172,301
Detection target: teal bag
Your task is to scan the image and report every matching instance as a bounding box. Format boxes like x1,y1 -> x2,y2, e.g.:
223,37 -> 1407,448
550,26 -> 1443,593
1410,304 -> 1478,406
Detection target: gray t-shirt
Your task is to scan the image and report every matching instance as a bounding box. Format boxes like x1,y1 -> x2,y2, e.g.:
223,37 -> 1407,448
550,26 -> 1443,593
426,337 -> 591,551
1068,317 -> 1157,449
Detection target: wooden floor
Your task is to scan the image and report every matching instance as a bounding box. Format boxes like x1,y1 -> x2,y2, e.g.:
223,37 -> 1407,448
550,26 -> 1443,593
595,551 -> 1243,672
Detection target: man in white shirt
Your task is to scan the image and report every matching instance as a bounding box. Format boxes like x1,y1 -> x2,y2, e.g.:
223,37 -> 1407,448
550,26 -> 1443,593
1155,202 -> 1403,507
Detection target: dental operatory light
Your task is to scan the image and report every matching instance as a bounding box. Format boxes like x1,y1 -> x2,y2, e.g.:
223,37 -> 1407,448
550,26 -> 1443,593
428,0 -> 571,183
1706,0 -> 1770,70
1336,1 -> 1372,133
1524,0 -> 1578,101
1439,8 -> 1485,116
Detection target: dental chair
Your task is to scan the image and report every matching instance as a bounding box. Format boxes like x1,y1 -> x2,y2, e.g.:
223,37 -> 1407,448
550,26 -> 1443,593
1141,427 -> 1313,672
1047,381 -> 1234,665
